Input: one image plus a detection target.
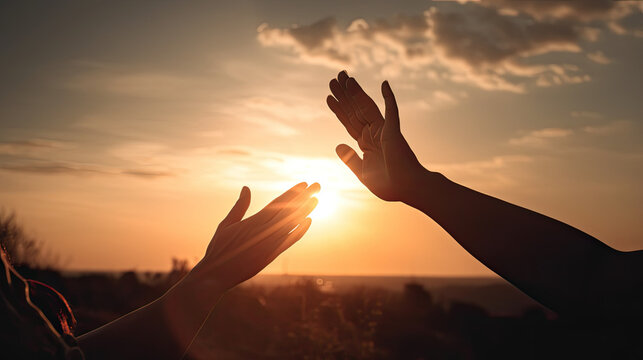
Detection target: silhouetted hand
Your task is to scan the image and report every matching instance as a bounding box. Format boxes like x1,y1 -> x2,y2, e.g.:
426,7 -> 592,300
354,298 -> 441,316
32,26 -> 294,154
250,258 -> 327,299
327,71 -> 425,202
188,182 -> 319,297
78,183 -> 319,360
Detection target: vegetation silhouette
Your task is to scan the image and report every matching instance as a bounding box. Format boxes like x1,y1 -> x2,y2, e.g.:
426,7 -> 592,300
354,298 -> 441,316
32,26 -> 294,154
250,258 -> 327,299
1,183 -> 319,359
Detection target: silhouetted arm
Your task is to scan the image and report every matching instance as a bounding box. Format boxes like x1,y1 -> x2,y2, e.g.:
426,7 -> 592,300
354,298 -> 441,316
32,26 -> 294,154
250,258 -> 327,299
409,170 -> 643,317
78,183 -> 319,359
327,71 -> 643,318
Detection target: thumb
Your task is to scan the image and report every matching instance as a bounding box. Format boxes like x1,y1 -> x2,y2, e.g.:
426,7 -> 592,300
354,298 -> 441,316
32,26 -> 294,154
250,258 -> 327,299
219,186 -> 251,228
336,144 -> 363,181
381,80 -> 400,135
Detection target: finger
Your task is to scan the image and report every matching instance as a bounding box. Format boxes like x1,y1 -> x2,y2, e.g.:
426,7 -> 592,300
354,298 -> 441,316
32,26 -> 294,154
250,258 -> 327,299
327,95 -> 361,139
346,77 -> 384,125
276,196 -> 318,229
381,80 -> 400,133
246,217 -> 313,273
337,70 -> 349,88
336,144 -> 363,180
218,186 -> 251,229
357,125 -> 377,152
260,182 -> 308,220
269,183 -> 320,224
213,197 -> 316,267
267,218 -> 312,263
338,74 -> 369,127
330,79 -> 364,133
258,196 -> 317,242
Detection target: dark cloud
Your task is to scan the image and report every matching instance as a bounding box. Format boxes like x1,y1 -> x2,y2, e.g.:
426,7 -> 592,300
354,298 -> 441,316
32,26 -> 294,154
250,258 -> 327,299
430,6 -> 581,68
480,0 -> 618,21
257,13 -> 432,68
258,1 -> 640,92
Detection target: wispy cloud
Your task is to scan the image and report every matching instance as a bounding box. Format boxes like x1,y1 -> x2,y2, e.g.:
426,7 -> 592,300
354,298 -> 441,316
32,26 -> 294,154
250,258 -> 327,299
0,161 -> 176,179
431,155 -> 533,188
587,51 -> 611,65
0,139 -> 74,156
582,120 -> 631,135
509,128 -> 574,146
214,96 -> 326,137
571,110 -> 602,119
64,62 -> 196,98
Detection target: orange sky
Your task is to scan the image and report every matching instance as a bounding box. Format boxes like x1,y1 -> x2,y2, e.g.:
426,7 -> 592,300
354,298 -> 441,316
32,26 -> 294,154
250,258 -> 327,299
1,1 -> 641,275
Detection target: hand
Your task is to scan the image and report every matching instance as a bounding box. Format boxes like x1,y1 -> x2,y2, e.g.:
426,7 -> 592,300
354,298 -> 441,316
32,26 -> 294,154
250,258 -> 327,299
188,183 -> 319,298
327,71 -> 425,202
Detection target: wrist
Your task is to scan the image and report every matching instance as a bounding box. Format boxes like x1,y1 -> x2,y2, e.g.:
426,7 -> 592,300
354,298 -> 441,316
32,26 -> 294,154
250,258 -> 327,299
402,168 -> 451,210
164,267 -> 226,315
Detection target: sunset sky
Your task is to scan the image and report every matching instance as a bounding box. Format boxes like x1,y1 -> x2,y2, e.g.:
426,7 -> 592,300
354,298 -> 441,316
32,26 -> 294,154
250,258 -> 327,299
1,0 -> 641,276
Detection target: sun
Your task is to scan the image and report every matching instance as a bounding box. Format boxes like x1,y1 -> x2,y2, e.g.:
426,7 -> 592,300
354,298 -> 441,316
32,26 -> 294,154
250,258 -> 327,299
309,189 -> 340,220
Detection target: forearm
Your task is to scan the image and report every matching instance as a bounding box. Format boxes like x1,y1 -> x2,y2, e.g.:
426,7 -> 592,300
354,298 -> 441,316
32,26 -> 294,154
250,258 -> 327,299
406,169 -> 616,315
78,273 -> 223,359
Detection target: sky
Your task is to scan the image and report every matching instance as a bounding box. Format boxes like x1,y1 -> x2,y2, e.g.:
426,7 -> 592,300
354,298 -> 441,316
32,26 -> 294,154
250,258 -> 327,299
1,0 -> 641,276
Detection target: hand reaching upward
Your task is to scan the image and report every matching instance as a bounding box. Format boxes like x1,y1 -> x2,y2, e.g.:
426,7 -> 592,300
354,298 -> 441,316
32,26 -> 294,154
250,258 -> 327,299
327,71 -> 425,202
191,182 -> 319,294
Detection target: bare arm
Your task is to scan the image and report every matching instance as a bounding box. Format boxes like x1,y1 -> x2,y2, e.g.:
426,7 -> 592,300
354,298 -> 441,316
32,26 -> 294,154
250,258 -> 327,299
78,183 -> 319,359
327,71 -> 643,318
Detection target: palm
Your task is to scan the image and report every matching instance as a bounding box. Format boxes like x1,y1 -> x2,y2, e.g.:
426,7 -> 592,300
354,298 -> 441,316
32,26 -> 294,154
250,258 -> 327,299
191,183 -> 318,293
327,71 -> 422,202
359,131 -> 397,201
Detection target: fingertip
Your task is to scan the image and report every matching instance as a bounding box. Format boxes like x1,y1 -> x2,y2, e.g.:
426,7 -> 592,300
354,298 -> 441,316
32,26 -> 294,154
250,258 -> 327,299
294,182 -> 308,190
335,144 -> 354,162
240,186 -> 250,199
382,80 -> 394,97
307,182 -> 321,194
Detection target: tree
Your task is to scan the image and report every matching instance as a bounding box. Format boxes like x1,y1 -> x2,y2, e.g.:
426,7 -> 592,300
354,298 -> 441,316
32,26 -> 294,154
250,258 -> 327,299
0,210 -> 58,269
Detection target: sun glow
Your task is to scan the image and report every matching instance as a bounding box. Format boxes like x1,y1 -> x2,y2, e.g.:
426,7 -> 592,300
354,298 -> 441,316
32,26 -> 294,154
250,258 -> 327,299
310,189 -> 340,220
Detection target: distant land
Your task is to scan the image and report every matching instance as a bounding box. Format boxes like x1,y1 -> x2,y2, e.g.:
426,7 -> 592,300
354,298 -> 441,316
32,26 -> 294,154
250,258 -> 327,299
63,271 -> 551,317
246,274 -> 551,317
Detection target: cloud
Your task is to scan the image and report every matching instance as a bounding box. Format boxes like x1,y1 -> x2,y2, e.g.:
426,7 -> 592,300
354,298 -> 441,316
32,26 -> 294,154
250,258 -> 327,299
405,90 -> 464,111
571,110 -> 602,119
0,161 -> 175,179
431,155 -> 533,188
258,1 -> 641,92
120,169 -> 175,178
216,148 -> 252,156
478,0 -> 623,21
0,162 -> 108,176
586,51 -> 611,64
214,96 -> 326,137
64,62 -> 195,98
509,128 -> 574,146
0,139 -> 74,156
509,120 -> 633,149
582,120 -> 631,135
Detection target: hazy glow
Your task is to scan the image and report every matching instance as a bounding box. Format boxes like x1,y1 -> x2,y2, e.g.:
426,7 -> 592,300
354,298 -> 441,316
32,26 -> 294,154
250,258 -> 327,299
0,1 -> 641,275
309,189 -> 340,220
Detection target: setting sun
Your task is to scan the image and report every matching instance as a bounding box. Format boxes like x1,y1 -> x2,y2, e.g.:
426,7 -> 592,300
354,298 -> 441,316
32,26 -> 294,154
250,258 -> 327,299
309,188 -> 340,220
